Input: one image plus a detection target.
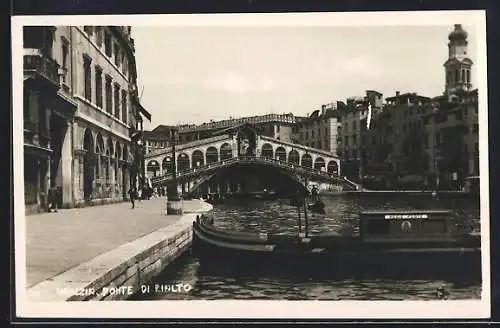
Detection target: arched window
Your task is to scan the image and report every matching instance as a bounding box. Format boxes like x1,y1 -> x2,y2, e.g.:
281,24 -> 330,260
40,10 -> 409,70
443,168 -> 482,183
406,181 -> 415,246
467,70 -> 471,83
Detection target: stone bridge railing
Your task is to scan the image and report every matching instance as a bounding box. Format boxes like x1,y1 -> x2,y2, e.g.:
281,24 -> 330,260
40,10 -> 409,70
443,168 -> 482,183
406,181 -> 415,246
151,155 -> 343,187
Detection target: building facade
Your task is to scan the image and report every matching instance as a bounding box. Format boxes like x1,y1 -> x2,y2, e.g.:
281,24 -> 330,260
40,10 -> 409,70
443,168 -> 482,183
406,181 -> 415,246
335,90 -> 384,179
23,25 -> 150,214
292,103 -> 341,155
359,24 -> 479,189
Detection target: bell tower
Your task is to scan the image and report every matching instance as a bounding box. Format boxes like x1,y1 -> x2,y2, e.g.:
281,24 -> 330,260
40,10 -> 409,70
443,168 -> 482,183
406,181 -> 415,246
444,24 -> 473,95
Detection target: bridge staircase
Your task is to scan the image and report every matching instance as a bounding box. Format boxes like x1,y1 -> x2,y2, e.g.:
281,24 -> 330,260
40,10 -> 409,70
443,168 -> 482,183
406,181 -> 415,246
186,172 -> 217,197
342,177 -> 363,191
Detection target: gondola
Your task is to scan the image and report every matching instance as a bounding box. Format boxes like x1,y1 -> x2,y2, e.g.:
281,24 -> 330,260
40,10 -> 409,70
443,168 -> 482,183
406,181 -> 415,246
307,199 -> 326,214
192,209 -> 481,279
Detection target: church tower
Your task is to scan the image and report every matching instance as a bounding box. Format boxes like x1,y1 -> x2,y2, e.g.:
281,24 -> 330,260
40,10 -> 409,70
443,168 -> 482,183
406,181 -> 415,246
444,24 -> 473,95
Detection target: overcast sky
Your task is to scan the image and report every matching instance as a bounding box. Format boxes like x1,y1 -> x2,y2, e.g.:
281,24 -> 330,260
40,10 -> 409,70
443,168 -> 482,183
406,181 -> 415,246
131,22 -> 478,130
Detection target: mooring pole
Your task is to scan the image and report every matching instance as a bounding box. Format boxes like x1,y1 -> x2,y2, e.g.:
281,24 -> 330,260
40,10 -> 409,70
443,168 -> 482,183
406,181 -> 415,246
297,192 -> 302,235
303,173 -> 310,238
303,194 -> 309,238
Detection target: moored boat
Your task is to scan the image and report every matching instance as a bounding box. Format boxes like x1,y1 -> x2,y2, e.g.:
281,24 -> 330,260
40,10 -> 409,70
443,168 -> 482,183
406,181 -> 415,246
192,209 -> 481,279
307,199 -> 326,214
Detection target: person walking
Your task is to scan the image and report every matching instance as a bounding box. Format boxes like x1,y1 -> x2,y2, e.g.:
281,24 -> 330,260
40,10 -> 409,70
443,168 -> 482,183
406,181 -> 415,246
47,186 -> 59,213
128,187 -> 137,209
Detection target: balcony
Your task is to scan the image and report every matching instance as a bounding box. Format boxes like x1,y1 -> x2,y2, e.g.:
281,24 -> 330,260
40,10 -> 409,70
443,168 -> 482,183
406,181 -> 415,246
24,49 -> 60,90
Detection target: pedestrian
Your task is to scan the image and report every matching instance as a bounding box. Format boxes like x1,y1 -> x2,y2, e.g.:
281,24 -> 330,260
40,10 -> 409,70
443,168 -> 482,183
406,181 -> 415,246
138,188 -> 142,202
47,186 -> 59,213
128,187 -> 137,209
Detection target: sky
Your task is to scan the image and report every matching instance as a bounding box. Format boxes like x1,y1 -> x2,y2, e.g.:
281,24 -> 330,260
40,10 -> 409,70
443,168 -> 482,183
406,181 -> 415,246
131,21 -> 479,130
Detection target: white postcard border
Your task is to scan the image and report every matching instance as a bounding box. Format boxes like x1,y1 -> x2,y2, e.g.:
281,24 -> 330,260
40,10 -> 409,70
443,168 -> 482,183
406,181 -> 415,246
12,11 -> 491,319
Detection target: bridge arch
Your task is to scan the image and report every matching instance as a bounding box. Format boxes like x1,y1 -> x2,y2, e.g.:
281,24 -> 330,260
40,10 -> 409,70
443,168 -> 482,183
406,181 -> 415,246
147,160 -> 160,178
220,142 -> 233,160
275,146 -> 287,162
187,159 -> 309,198
327,160 -> 339,175
177,153 -> 190,171
301,153 -> 312,168
314,157 -> 325,171
192,150 -> 204,168
288,149 -> 299,165
206,146 -> 218,164
261,143 -> 274,159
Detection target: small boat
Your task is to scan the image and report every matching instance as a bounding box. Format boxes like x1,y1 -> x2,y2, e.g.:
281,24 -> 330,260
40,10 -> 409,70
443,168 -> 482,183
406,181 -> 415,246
192,210 -> 481,279
253,189 -> 277,201
307,199 -> 326,214
205,195 -> 226,205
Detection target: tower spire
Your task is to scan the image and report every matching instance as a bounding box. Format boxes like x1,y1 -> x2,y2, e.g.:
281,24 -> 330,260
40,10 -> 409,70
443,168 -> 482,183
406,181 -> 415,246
444,24 -> 473,96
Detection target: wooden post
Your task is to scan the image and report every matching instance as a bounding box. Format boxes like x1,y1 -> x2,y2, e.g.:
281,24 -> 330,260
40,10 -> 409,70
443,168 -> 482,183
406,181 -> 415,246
303,198 -> 309,238
297,192 -> 302,235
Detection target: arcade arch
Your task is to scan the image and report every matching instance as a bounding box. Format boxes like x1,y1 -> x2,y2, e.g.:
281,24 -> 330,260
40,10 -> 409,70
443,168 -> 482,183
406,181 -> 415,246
83,128 -> 94,199
206,146 -> 218,164
261,143 -> 274,159
275,146 -> 287,162
288,149 -> 299,165
220,143 -> 233,160
192,150 -> 204,168
327,160 -> 339,175
178,153 -> 190,171
147,160 -> 160,177
301,153 -> 312,168
314,157 -> 325,171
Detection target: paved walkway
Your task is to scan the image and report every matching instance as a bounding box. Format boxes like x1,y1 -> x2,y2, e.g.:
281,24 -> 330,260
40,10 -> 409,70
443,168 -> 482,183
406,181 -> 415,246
25,197 -> 209,287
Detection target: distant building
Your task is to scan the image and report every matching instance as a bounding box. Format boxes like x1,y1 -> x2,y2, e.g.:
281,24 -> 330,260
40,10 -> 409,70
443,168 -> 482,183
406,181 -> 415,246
362,24 -> 479,189
420,24 -> 478,189
144,114 -> 298,149
177,113 -> 297,143
381,92 -> 432,175
142,125 -> 175,154
293,103 -> 341,155
421,89 -> 479,189
336,90 -> 384,179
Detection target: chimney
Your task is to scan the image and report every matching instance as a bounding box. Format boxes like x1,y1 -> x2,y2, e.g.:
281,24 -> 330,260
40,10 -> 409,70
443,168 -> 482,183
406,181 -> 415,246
396,91 -> 400,97
321,105 -> 326,115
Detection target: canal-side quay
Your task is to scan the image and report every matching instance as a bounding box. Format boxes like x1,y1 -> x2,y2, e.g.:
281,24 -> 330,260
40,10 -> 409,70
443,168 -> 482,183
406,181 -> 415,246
26,198 -> 213,302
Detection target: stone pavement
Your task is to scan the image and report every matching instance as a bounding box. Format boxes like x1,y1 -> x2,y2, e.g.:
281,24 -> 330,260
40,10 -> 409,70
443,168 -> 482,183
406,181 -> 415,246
25,197 -> 209,288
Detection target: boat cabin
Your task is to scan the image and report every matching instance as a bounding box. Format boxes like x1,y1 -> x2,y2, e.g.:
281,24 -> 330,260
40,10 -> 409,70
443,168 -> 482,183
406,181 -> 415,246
359,210 -> 457,242
463,176 -> 480,194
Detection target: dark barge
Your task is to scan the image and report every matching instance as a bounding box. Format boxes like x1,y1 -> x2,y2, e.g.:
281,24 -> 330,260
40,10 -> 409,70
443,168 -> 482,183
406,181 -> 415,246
192,210 -> 481,279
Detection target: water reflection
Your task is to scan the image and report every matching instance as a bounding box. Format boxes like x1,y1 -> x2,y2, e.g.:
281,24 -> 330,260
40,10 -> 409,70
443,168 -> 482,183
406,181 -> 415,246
131,194 -> 481,301
211,194 -> 480,236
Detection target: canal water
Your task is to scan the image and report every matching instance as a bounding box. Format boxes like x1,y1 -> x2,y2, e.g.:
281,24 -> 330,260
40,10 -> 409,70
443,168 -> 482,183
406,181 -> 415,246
131,194 -> 482,301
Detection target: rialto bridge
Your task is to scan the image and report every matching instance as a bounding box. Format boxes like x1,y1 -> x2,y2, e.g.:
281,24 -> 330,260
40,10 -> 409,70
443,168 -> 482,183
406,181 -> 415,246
144,124 -> 358,196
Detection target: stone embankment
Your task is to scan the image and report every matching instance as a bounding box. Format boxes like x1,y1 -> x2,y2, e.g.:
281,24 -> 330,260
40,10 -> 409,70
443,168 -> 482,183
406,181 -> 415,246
26,198 -> 212,302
